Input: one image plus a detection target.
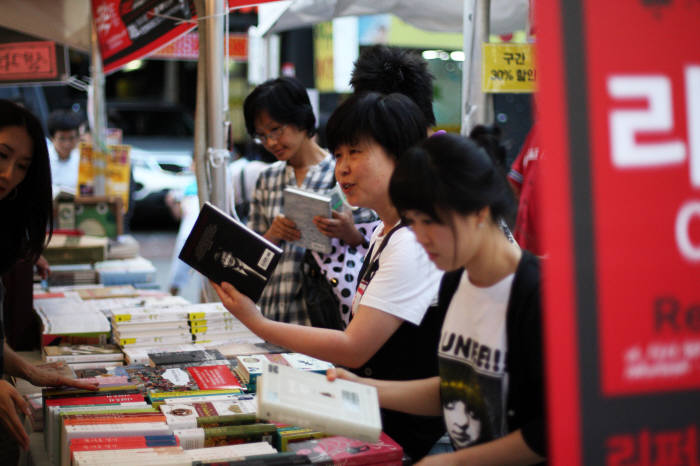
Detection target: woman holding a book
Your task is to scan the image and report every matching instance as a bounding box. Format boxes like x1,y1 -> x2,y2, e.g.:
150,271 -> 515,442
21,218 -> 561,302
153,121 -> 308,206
0,100 -> 97,461
243,77 -> 375,326
214,92 -> 446,461
329,133 -> 547,465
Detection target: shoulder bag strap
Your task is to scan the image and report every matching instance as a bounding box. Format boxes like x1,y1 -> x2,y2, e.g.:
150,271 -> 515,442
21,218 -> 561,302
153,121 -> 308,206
355,224 -> 405,291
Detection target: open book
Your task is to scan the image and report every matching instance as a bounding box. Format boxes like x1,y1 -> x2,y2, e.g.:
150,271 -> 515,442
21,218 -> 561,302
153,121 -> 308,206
283,186 -> 345,254
257,361 -> 381,443
179,202 -> 282,302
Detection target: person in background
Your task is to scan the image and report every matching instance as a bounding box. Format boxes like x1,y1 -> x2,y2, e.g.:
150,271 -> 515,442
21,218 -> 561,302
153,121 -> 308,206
350,44 -> 436,129
214,92 -> 446,461
508,125 -> 542,255
0,100 -> 97,463
47,110 -> 80,194
329,133 -> 546,465
243,77 -> 373,325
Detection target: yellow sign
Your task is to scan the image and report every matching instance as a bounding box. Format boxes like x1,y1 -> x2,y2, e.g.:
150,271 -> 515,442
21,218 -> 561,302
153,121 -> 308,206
313,22 -> 334,92
77,142 -> 131,212
482,43 -> 536,93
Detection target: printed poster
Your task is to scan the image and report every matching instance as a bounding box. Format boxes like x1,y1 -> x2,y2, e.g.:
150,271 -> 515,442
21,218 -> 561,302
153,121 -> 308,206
537,1 -> 700,464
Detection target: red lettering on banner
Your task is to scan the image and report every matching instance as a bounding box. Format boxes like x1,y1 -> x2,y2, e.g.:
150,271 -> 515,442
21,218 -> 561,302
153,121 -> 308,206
606,425 -> 699,466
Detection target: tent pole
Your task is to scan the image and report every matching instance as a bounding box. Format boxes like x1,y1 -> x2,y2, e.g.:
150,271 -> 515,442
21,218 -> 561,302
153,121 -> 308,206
90,9 -> 107,195
204,0 -> 228,212
461,0 -> 493,135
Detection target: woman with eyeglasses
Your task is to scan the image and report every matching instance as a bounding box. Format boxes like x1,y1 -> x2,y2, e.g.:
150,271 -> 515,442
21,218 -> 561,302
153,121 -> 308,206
242,77 -> 374,325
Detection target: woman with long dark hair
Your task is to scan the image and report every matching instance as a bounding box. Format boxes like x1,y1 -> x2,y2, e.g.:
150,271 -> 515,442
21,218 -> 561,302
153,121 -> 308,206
0,100 -> 96,460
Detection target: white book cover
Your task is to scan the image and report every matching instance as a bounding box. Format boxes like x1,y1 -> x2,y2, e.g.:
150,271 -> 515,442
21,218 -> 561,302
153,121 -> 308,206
173,428 -> 205,450
122,344 -> 205,365
185,442 -> 276,461
111,303 -> 226,323
162,394 -> 251,406
281,353 -> 334,372
117,334 -> 193,347
73,447 -> 188,466
67,360 -> 124,370
257,362 -> 381,443
283,186 -> 333,253
34,297 -> 111,335
160,398 -> 257,430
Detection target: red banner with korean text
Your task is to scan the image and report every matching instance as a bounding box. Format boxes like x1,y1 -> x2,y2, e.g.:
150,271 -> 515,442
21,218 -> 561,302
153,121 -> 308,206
92,0 -> 278,74
537,1 -> 700,465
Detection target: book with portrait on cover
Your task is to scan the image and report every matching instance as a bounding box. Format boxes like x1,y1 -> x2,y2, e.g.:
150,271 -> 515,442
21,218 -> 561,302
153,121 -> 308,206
179,202 -> 282,302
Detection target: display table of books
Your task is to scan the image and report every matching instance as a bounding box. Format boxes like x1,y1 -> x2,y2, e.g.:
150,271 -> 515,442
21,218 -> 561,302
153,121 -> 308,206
13,282 -> 404,466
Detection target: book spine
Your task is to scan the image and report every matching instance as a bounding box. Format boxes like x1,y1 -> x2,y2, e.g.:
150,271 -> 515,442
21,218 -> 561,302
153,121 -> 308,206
44,353 -> 124,363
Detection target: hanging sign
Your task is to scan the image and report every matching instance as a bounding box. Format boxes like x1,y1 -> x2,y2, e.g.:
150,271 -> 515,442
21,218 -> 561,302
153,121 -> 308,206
481,43 -> 536,93
537,0 -> 700,465
92,0 -> 274,74
0,27 -> 69,85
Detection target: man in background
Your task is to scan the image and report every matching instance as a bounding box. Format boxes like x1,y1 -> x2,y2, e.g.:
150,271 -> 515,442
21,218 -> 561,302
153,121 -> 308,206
47,110 -> 80,194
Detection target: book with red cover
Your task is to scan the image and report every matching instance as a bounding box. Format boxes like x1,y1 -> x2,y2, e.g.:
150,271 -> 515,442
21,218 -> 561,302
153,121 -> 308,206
287,433 -> 403,466
45,393 -> 145,409
187,364 -> 243,390
70,434 -> 178,456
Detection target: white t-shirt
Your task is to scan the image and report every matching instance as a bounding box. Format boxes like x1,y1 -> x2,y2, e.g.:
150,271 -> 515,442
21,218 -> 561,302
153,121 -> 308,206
48,143 -> 80,193
351,223 -> 442,325
439,270 -> 514,449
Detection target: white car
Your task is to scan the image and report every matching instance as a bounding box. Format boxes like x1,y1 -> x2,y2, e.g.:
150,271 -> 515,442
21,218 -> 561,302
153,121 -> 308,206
129,144 -> 194,202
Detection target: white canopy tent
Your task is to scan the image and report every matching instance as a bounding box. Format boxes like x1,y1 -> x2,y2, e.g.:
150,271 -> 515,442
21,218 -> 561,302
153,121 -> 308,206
256,0 -> 528,36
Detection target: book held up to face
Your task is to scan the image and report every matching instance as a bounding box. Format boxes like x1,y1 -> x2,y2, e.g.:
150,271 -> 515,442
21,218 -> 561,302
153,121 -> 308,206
179,202 -> 282,302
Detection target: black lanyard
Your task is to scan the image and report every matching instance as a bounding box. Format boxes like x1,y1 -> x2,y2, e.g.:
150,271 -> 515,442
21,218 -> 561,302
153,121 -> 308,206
355,224 -> 405,292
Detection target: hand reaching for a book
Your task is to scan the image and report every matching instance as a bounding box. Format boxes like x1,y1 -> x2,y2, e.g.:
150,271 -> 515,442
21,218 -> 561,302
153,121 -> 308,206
313,210 -> 365,247
23,363 -> 98,391
265,215 -> 302,244
0,380 -> 30,451
211,280 -> 261,328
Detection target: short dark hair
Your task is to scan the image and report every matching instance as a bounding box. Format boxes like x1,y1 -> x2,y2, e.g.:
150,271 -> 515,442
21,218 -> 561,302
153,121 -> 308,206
47,109 -> 79,137
0,99 -> 53,273
325,92 -> 427,160
243,77 -> 316,138
350,45 -> 436,126
468,124 -> 508,177
389,133 -> 515,225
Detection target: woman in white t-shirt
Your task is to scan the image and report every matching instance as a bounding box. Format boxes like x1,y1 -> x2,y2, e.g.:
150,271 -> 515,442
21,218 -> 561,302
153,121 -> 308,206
329,133 -> 546,465
212,92 -> 446,461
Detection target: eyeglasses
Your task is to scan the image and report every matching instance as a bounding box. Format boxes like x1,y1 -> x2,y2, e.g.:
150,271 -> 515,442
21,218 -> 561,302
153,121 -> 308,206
253,125 -> 286,145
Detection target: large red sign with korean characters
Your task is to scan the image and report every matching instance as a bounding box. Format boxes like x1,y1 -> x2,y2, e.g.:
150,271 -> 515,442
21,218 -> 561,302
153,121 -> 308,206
537,0 -> 700,464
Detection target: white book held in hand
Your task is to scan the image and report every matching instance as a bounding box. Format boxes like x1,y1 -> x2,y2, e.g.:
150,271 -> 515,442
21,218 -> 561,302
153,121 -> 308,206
283,186 -> 340,254
257,361 -> 381,443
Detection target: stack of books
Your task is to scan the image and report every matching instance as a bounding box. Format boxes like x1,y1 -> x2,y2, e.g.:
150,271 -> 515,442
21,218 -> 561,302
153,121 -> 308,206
233,354 -> 333,393
34,296 -> 111,346
43,234 -> 109,265
110,303 -> 264,348
95,256 -> 157,286
286,433 -> 403,465
107,234 -> 140,260
47,264 -> 99,287
43,344 -> 125,371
